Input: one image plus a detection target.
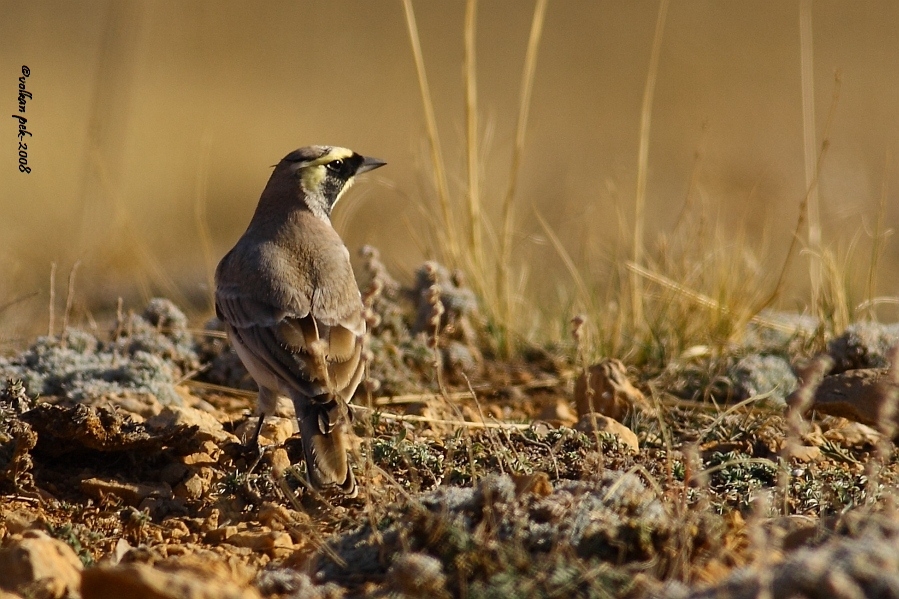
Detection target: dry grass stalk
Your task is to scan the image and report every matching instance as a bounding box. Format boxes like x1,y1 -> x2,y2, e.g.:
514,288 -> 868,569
868,344 -> 899,502
402,1 -> 550,358
497,0 -> 549,355
631,0 -> 670,329
626,261 -> 797,334
864,150 -> 893,320
193,131 -> 216,314
463,0 -> 483,278
799,0 -> 821,310
353,405 -> 528,431
47,262 -> 57,337
401,0 -> 458,265
61,261 -> 81,345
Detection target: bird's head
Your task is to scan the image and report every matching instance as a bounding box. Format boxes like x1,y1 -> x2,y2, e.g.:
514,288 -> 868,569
276,145 -> 386,219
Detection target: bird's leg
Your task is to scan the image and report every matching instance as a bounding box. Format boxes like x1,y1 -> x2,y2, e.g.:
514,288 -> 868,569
244,386 -> 278,473
249,413 -> 265,452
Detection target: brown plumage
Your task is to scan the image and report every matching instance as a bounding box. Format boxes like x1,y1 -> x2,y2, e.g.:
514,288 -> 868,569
215,145 -> 385,496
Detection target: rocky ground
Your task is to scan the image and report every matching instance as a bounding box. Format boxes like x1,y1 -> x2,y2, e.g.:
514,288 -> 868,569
2,251 -> 899,598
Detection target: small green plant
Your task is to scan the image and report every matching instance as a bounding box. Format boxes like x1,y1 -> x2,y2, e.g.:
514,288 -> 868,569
46,522 -> 97,567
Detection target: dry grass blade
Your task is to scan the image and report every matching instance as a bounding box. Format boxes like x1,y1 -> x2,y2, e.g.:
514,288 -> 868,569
698,391 -> 776,442
48,262 -> 57,337
193,130 -> 215,314
183,380 -> 257,399
625,261 -> 797,333
631,0 -> 670,327
497,0 -> 549,355
464,0 -> 483,276
401,0 -> 458,265
373,391 -> 473,406
353,405 -> 529,430
864,150 -> 893,320
535,210 -> 591,308
61,260 -> 81,340
800,0 -> 821,308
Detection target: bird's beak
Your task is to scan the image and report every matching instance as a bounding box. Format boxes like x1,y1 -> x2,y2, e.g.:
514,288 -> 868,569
357,156 -> 387,174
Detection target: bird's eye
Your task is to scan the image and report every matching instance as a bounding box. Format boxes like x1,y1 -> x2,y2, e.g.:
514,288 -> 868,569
326,159 -> 344,173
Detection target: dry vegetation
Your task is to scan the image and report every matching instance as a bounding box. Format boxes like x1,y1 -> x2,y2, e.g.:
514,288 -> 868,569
3,3 -> 899,599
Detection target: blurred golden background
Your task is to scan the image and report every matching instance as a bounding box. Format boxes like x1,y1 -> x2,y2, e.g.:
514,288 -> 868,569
2,1 -> 899,347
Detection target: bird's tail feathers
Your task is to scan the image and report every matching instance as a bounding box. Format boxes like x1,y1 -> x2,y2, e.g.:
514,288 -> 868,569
295,396 -> 357,497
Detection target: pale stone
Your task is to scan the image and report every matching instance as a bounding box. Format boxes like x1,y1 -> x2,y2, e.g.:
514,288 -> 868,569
575,412 -> 640,452
0,530 -> 83,599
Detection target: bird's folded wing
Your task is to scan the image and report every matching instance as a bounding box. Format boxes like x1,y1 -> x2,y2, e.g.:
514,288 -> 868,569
217,292 -> 365,397
215,291 -> 288,329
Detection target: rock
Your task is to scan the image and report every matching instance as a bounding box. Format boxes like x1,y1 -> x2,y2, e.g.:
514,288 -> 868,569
225,530 -> 294,557
574,359 -> 645,420
181,452 -> 217,466
411,262 -> 478,335
81,561 -> 262,599
443,341 -> 479,373
174,474 -> 206,501
538,399 -> 578,426
783,444 -> 821,462
81,477 -> 172,507
21,404 -> 199,456
745,311 -> 818,349
575,412 -> 639,452
822,421 -> 882,447
234,417 -> 296,447
728,353 -> 798,405
828,322 -> 899,373
265,448 -> 292,477
657,516 -> 899,599
0,530 -> 83,599
147,405 -> 237,445
800,368 -> 899,430
205,526 -> 238,544
159,462 -> 190,486
257,503 -> 306,532
2,510 -> 39,535
387,552 -> 449,597
110,392 -> 164,420
0,299 -> 199,406
510,472 -> 554,497
254,570 -> 343,598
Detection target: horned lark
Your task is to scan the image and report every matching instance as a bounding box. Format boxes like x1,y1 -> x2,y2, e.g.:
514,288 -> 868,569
215,145 -> 385,496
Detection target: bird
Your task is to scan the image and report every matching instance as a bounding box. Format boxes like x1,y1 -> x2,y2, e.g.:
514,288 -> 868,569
215,145 -> 386,496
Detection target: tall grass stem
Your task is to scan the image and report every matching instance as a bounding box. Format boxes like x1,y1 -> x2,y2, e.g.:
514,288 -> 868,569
464,0 -> 483,278
799,0 -> 822,315
631,0 -> 669,330
401,0 -> 459,265
497,0 -> 549,355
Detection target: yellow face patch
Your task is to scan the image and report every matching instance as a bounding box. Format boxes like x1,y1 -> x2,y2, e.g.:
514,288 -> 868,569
300,164 -> 326,193
297,147 -> 355,196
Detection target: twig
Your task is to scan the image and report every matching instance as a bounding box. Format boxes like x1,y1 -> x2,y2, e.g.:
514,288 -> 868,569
61,260 -> 81,341
48,262 -> 57,337
353,405 -> 529,430
374,391 -> 474,406
183,380 -> 256,399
